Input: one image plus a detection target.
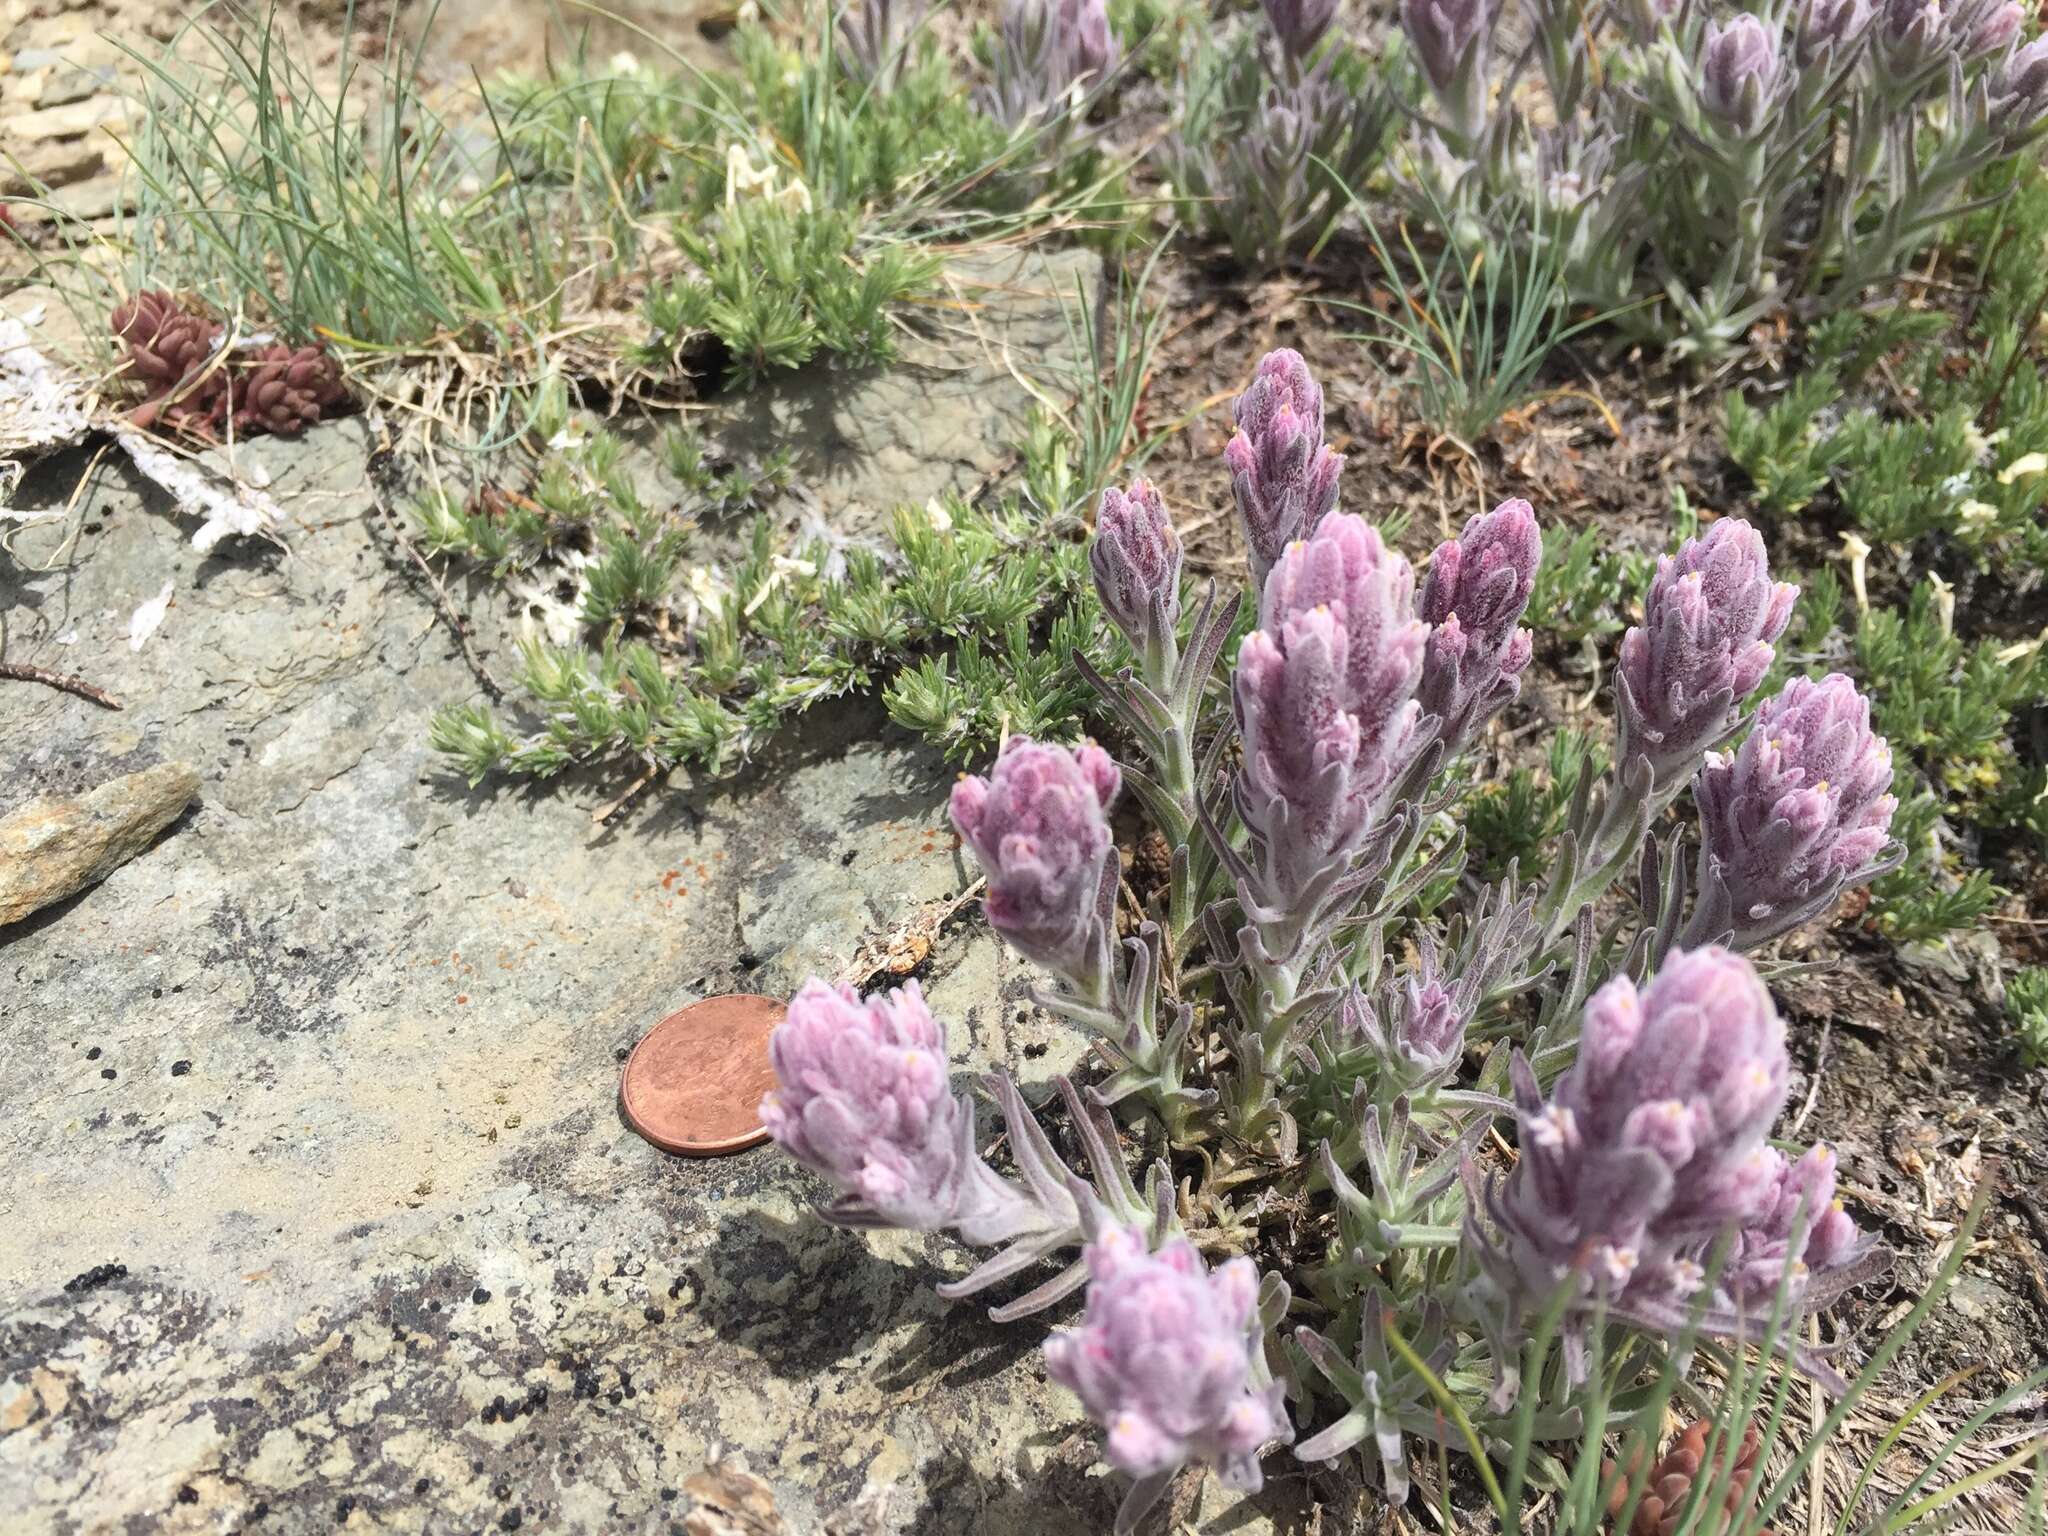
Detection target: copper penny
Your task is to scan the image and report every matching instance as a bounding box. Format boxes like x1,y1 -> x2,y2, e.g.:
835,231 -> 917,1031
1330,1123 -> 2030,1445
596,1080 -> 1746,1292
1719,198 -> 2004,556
620,994 -> 785,1156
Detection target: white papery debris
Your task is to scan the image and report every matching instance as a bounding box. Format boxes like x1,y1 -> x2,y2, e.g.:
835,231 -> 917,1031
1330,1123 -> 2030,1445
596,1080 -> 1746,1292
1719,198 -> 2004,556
794,491 -> 879,585
1,308 -> 94,465
114,429 -> 283,553
509,546 -> 592,647
4,308 -> 283,553
128,579 -> 174,650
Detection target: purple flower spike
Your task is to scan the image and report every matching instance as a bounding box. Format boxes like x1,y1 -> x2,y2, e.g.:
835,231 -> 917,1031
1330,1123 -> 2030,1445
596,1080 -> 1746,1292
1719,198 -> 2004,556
1400,0 -> 1497,145
983,0 -> 1120,130
1417,498 -> 1541,758
1260,0 -> 1339,59
1059,0 -> 1119,83
1483,947 -> 1790,1310
1875,0 -> 1963,81
1260,512 -> 1427,741
1234,516 -> 1426,903
1092,479 -> 1183,665
1993,36 -> 2048,145
1044,1224 -> 1289,1498
1234,609 -> 1373,880
1341,934 -> 1472,1087
1725,1144 -> 1874,1306
1701,15 -> 1783,137
1966,0 -> 2023,58
1617,518 -> 1797,792
763,980 -> 969,1231
1796,0 -> 1871,64
951,736 -> 1121,996
1401,0 -> 1494,95
1688,673 -> 1898,949
1397,974 -> 1464,1075
1224,349 -> 1344,586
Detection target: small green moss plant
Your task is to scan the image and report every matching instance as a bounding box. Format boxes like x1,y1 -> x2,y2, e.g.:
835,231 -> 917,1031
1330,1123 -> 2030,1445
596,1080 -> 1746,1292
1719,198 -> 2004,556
425,421 -> 1127,786
2008,966 -> 2048,1068
1464,728 -> 1606,881
1723,163 -> 2048,563
1524,524 -> 1654,652
621,12 -> 1056,388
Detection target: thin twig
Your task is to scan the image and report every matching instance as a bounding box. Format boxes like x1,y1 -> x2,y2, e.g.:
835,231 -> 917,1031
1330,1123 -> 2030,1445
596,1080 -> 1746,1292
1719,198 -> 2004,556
2014,1187 -> 2048,1258
1788,1018 -> 1832,1141
591,768 -> 657,826
1976,273 -> 2048,434
0,660 -> 123,710
365,438 -> 503,702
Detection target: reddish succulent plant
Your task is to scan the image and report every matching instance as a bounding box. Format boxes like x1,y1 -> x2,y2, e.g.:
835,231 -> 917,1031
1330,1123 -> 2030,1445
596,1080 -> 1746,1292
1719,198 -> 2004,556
109,292 -> 351,438
111,289 -> 229,433
1604,1419 -> 1773,1536
230,343 -> 348,436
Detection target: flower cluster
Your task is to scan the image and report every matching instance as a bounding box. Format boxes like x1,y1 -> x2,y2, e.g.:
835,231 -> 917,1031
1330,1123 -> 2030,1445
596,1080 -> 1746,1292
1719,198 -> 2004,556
761,979 -> 1024,1239
1700,15 -> 1783,137
1390,0 -> 2048,353
949,735 -> 1121,999
980,0 -> 1119,132
1162,5 -> 1393,269
1090,479 -> 1182,674
1724,1143 -> 1871,1306
1617,518 -> 1798,792
1334,893 -> 1529,1096
757,348 -> 1899,1526
1043,1225 -> 1289,1531
1476,947 -> 1870,1336
1230,512 -> 1424,963
837,0 -> 923,85
1415,496 -> 1540,761
1224,348 -> 1344,582
1402,0 -> 1498,148
1259,0 -> 1337,61
1686,673 -> 1901,948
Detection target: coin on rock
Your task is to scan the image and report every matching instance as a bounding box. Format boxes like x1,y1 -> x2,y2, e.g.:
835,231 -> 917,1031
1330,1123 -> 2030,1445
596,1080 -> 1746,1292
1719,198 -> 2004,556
620,994 -> 785,1156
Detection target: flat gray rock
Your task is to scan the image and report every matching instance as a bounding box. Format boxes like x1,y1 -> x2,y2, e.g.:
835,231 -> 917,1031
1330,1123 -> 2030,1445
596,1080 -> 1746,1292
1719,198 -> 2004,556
0,257 -> 1306,1533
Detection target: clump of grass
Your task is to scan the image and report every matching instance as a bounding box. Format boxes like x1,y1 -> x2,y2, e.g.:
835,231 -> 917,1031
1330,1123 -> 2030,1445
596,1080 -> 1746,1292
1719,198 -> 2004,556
123,8 -> 565,359
1350,1182 -> 2043,1534
111,1 -> 1089,425
1464,728 -> 1605,881
1334,175 -> 1620,447
1524,524 -> 1653,654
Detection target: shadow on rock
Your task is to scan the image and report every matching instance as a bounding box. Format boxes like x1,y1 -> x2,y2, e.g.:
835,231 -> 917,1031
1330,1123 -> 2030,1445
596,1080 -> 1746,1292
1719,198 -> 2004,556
900,1414 -> 1340,1536
693,1208 -> 916,1380
872,1294 -> 1051,1397
897,1437 -> 1120,1536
